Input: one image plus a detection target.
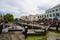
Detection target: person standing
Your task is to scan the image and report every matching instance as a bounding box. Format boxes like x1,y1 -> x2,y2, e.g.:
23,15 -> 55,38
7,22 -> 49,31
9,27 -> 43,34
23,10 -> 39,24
23,26 -> 28,40
55,22 -> 59,31
4,20 -> 8,28
0,20 -> 3,34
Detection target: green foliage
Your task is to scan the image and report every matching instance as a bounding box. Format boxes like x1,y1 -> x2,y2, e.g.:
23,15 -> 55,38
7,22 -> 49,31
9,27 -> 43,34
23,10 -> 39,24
4,14 -> 14,22
14,18 -> 19,23
14,18 -> 19,21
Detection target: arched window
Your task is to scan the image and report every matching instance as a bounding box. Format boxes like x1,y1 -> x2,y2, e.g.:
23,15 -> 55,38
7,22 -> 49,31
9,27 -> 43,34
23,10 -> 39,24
56,13 -> 59,16
56,9 -> 58,11
50,14 -> 52,17
53,13 -> 55,17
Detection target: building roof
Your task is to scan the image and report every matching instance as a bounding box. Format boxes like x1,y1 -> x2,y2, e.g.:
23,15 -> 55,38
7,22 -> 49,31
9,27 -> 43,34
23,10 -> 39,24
53,4 -> 60,8
46,4 -> 60,11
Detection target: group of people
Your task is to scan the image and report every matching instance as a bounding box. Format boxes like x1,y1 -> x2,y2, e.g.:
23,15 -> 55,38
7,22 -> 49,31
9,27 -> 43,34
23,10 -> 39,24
42,18 -> 60,31
54,22 -> 60,31
0,20 -> 8,34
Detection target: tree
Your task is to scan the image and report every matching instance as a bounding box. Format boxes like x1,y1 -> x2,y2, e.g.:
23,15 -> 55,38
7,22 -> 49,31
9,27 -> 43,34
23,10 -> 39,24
4,14 -> 14,22
14,18 -> 19,23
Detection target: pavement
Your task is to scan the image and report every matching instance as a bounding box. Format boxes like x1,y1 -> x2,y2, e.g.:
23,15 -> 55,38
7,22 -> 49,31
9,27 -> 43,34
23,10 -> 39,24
0,24 -> 25,40
0,32 -> 25,40
47,32 -> 60,40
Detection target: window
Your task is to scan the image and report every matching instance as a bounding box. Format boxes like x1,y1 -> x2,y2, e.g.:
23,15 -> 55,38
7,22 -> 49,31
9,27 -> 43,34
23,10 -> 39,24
44,15 -> 46,17
50,11 -> 51,13
47,11 -> 49,13
50,14 -> 52,17
53,13 -> 55,16
47,15 -> 48,17
40,16 -> 41,18
56,9 -> 58,11
56,13 -> 59,16
59,8 -> 60,11
48,11 -> 49,13
1,15 -> 2,17
0,15 -> 2,18
42,15 -> 43,18
38,16 -> 39,18
34,17 -> 35,19
52,10 -> 54,12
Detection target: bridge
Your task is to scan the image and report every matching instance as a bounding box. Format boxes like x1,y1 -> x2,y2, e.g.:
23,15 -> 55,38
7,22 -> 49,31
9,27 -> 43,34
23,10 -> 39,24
18,22 -> 46,29
3,22 -> 60,35
18,22 -> 50,34
18,22 -> 60,34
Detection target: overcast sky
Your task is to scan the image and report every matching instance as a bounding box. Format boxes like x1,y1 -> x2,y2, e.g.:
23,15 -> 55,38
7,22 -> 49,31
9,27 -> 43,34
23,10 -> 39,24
0,0 -> 60,18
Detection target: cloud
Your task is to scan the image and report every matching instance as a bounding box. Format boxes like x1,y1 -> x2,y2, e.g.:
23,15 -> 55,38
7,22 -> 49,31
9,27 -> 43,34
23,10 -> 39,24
0,0 -> 60,18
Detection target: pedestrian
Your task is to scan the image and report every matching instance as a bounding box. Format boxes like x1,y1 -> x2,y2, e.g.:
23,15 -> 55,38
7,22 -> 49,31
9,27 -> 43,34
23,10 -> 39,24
0,21 -> 3,34
55,22 -> 59,31
4,20 -> 8,28
23,26 -> 28,40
